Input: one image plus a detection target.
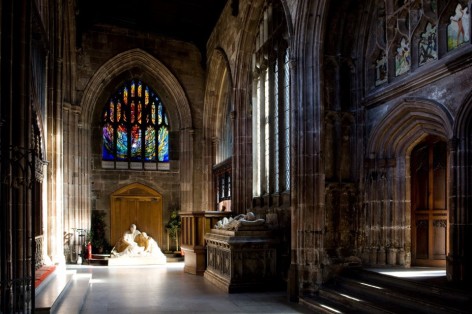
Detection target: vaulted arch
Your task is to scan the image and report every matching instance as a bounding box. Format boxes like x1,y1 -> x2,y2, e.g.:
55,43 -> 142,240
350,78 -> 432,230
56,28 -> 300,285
368,98 -> 453,158
80,48 -> 191,130
201,48 -> 233,210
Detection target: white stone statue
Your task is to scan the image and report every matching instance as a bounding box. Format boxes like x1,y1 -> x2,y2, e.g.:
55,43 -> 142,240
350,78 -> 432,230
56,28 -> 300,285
214,212 -> 265,231
111,224 -> 166,261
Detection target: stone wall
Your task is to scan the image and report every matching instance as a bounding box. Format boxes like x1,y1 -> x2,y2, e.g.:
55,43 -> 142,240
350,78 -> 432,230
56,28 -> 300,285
75,24 -> 207,245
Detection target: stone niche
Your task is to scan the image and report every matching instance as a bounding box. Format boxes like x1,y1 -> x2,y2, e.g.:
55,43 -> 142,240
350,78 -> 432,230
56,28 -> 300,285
204,226 -> 278,293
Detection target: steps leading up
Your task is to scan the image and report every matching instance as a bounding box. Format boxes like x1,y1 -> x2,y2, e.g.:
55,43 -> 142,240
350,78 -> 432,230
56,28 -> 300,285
35,266 -> 92,314
301,269 -> 471,314
35,267 -> 75,313
48,273 -> 92,314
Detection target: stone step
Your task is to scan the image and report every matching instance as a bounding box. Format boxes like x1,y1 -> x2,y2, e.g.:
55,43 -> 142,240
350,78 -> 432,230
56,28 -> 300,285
301,269 -> 471,314
35,266 -> 76,313
87,253 -> 182,265
341,269 -> 471,311
165,253 -> 184,262
299,293 -> 355,314
48,273 -> 92,314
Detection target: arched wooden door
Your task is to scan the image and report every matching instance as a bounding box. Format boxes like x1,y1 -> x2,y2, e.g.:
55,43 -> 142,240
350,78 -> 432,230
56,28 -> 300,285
110,183 -> 163,247
411,139 -> 448,267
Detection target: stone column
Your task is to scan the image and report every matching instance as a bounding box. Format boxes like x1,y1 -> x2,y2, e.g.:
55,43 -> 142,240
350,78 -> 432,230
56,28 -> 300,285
232,89 -> 252,214
180,128 -> 194,213
448,137 -> 471,281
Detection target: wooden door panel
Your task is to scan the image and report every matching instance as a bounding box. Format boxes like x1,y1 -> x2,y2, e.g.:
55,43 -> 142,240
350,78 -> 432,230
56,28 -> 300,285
432,219 -> 447,259
110,185 -> 163,249
415,220 -> 429,259
411,141 -> 448,266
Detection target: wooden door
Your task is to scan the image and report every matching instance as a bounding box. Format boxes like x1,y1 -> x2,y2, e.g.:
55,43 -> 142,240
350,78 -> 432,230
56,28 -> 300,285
110,184 -> 163,247
411,140 -> 448,267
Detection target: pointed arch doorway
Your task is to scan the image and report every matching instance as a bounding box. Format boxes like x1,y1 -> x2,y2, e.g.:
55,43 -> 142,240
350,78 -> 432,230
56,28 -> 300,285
411,138 -> 448,267
110,183 -> 163,247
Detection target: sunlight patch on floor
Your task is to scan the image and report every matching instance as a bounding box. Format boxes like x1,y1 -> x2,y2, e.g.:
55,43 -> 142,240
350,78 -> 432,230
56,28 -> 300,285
368,268 -> 446,278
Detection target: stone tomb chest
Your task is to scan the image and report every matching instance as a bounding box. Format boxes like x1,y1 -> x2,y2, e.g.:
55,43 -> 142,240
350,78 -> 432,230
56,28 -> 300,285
203,225 -> 278,293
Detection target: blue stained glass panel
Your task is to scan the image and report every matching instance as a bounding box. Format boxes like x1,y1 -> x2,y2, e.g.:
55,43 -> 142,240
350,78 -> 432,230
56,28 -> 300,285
158,126 -> 169,162
102,123 -> 114,160
158,104 -> 163,124
116,125 -> 128,160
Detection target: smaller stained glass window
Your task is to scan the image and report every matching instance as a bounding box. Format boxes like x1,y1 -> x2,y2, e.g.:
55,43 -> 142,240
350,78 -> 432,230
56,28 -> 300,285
395,37 -> 411,76
375,52 -> 387,86
448,3 -> 470,51
419,23 -> 438,66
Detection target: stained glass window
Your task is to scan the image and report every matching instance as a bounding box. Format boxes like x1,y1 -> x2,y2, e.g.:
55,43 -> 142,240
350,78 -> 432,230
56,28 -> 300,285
419,23 -> 438,66
395,37 -> 411,76
368,1 -> 469,88
448,3 -> 470,51
102,80 -> 170,169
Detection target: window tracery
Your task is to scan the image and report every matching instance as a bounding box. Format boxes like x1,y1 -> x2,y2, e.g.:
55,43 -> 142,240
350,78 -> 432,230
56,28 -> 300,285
252,0 -> 290,198
102,80 -> 170,170
369,0 -> 469,88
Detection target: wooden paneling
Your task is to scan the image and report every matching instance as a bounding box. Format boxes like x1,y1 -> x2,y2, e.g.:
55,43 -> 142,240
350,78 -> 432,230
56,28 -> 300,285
411,141 -> 448,267
110,184 -> 163,247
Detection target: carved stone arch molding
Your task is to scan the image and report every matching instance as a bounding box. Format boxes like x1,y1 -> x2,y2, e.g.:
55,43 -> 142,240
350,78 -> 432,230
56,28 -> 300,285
201,48 -> 233,210
364,98 -> 453,268
368,98 -> 453,158
449,90 -> 472,281
80,48 -> 192,129
204,48 -> 233,141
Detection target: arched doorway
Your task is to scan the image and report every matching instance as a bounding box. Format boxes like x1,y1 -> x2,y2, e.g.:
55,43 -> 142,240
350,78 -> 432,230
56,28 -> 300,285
110,183 -> 163,247
411,138 -> 448,267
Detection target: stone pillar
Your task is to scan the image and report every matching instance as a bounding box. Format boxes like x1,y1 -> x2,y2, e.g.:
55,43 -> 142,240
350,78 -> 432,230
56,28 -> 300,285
448,137 -> 471,281
232,89 -> 252,214
63,104 -> 90,262
180,128 -> 194,212
47,0 -> 66,263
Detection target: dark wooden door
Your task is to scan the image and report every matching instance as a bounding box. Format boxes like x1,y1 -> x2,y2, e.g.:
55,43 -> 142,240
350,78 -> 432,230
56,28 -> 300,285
411,140 -> 448,267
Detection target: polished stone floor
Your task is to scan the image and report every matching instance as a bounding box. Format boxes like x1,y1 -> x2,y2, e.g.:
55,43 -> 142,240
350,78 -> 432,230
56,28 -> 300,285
58,262 -> 311,314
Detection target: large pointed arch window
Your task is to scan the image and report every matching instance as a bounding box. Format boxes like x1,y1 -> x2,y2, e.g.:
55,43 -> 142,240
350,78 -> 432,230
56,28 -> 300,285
252,0 -> 290,199
102,80 -> 170,170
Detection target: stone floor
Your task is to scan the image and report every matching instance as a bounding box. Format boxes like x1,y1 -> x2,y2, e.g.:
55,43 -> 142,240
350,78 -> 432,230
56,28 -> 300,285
55,262 -> 312,314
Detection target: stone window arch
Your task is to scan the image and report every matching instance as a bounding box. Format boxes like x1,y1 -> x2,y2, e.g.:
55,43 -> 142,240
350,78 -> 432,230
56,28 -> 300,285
252,0 -> 290,198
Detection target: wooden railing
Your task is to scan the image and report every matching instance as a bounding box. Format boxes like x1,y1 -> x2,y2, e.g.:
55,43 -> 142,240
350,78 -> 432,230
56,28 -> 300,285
180,211 -> 232,275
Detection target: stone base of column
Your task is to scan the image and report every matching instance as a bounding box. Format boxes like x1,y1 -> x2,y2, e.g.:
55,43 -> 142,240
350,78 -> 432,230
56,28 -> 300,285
446,254 -> 470,282
181,245 -> 206,275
